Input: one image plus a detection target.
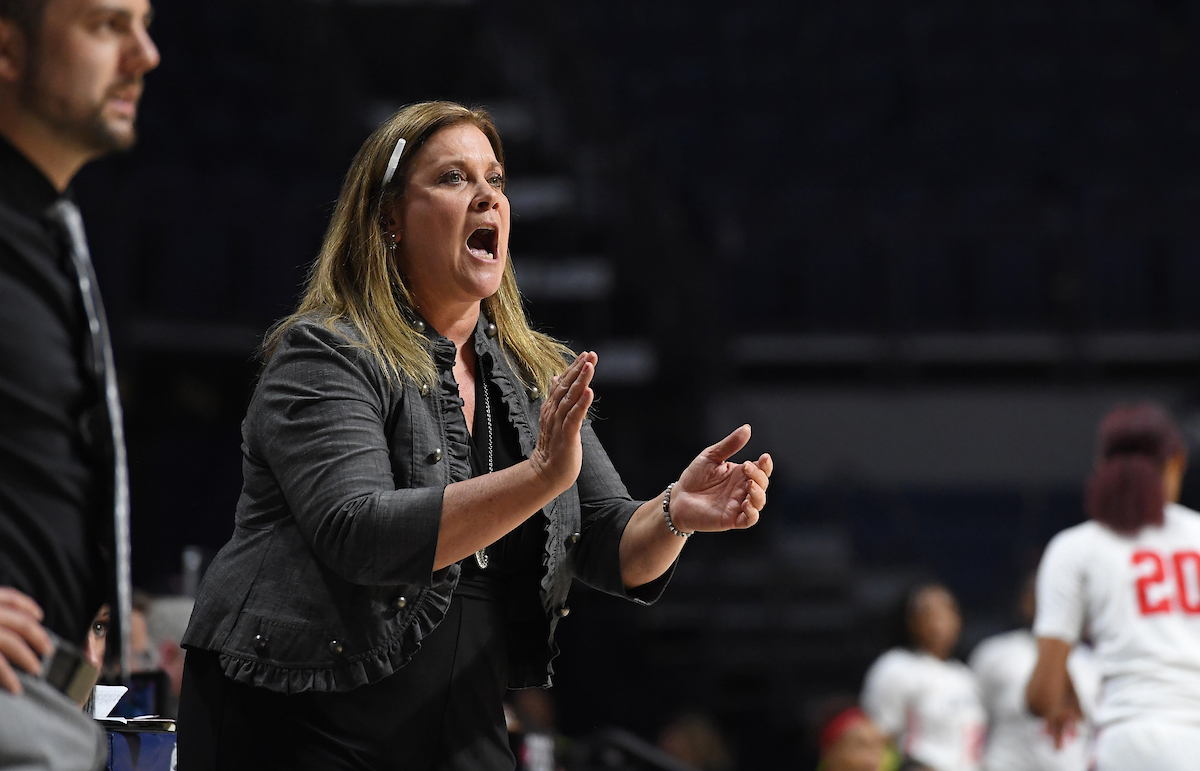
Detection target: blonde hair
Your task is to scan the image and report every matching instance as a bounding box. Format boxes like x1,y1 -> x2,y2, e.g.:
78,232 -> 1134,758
264,101 -> 573,393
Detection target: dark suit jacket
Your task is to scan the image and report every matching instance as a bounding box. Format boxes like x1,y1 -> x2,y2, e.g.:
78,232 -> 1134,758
183,314 -> 672,693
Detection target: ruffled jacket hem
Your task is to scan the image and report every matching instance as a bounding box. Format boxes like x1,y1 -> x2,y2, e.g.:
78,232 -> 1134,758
211,586 -> 450,694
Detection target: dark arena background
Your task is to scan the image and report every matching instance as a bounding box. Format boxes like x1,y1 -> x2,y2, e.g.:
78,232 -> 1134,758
75,1 -> 1200,768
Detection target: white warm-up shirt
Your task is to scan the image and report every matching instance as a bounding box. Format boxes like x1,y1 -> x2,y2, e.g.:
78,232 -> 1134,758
1034,503 -> 1200,728
861,648 -> 986,771
969,629 -> 1100,771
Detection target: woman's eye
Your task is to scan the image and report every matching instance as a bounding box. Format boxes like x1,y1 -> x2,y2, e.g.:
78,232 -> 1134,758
93,623 -> 107,638
444,171 -> 464,184
489,175 -> 505,188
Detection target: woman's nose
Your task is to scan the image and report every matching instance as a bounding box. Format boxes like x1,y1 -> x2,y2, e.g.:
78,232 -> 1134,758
474,179 -> 502,210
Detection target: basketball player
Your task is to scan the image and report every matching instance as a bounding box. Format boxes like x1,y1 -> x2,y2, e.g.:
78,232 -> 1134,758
861,583 -> 986,771
1027,403 -> 1200,770
969,573 -> 1099,770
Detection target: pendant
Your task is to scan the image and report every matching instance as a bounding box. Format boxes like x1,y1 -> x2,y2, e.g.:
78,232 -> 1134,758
474,548 -> 489,569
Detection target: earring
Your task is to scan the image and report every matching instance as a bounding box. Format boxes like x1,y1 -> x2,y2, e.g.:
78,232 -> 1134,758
388,232 -> 397,252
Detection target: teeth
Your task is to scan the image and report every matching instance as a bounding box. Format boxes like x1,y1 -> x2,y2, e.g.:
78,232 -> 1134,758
467,226 -> 499,260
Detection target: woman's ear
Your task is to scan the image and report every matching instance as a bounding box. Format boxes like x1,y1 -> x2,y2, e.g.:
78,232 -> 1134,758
381,203 -> 402,244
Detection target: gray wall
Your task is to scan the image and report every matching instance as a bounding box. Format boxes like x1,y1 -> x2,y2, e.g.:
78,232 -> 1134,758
709,386 -> 1193,487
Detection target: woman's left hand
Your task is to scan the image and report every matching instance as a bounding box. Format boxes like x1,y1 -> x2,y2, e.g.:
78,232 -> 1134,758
669,424 -> 772,533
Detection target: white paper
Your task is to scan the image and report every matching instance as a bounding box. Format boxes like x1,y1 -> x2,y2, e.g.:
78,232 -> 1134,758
92,684 -> 128,718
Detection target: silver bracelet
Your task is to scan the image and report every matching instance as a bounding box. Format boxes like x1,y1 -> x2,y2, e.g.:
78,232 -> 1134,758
662,482 -> 692,539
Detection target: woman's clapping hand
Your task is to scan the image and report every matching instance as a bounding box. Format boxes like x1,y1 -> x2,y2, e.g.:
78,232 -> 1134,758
669,425 -> 772,534
528,351 -> 596,496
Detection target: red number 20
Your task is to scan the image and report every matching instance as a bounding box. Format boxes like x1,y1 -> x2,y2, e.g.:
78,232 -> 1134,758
1133,551 -> 1170,614
1132,550 -> 1200,615
1174,551 -> 1200,613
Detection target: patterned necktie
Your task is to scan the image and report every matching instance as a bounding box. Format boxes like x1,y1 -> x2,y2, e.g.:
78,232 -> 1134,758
46,198 -> 132,680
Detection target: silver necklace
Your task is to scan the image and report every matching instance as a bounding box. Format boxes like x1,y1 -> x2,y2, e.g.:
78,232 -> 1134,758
474,377 -> 493,569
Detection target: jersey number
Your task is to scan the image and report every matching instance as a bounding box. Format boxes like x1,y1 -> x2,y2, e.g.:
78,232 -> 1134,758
1132,550 -> 1200,615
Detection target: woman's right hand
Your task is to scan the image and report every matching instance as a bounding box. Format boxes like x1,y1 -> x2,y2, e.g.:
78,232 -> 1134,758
528,351 -> 596,495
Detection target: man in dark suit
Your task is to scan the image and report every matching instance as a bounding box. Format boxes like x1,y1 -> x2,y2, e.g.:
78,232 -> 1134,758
0,0 -> 158,766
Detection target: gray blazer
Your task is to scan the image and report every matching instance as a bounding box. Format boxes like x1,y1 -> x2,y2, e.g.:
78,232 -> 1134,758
182,314 -> 671,694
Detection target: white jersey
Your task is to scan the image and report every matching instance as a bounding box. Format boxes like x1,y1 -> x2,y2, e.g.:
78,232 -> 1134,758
1034,503 -> 1200,728
1093,720 -> 1200,771
861,648 -> 986,771
969,629 -> 1100,771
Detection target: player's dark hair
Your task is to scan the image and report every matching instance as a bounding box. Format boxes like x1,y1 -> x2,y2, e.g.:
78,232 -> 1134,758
883,581 -> 946,650
0,0 -> 46,37
1085,403 -> 1185,536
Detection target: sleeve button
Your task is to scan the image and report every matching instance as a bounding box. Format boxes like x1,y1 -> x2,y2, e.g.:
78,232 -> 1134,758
565,532 -> 581,548
431,448 -> 443,463
329,640 -> 344,656
557,607 -> 570,618
254,634 -> 268,653
394,596 -> 407,610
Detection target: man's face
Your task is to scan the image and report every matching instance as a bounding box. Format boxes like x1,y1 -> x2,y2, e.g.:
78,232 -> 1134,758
21,0 -> 158,155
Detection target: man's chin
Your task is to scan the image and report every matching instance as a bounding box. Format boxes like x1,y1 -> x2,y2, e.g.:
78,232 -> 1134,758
91,117 -> 138,153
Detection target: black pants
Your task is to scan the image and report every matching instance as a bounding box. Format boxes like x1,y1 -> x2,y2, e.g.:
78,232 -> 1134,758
177,592 -> 514,771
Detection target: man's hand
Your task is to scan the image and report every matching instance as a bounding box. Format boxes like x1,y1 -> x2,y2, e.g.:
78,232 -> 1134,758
0,587 -> 52,695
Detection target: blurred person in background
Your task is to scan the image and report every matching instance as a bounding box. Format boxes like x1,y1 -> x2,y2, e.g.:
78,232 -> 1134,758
143,592 -> 192,717
126,590 -> 155,673
816,706 -> 890,771
1027,403 -> 1200,770
969,572 -> 1099,771
0,0 -> 158,767
509,688 -> 557,737
506,689 -> 559,771
861,583 -> 985,771
78,604 -> 107,711
90,591 -> 177,720
82,605 -> 108,688
177,101 -> 773,771
656,712 -> 734,771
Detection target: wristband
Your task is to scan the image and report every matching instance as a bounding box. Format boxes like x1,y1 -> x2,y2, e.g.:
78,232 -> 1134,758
662,482 -> 692,538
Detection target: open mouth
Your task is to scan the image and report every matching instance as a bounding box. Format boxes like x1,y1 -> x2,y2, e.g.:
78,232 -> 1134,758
466,227 -> 498,260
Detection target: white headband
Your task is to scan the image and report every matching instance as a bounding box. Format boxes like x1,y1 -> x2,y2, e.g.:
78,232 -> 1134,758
381,137 -> 407,188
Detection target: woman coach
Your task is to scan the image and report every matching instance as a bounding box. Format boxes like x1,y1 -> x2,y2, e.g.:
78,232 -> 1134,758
176,101 -> 772,770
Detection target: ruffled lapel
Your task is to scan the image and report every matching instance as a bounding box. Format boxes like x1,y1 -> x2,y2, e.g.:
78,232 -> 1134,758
473,317 -> 538,459
429,329 -> 472,483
